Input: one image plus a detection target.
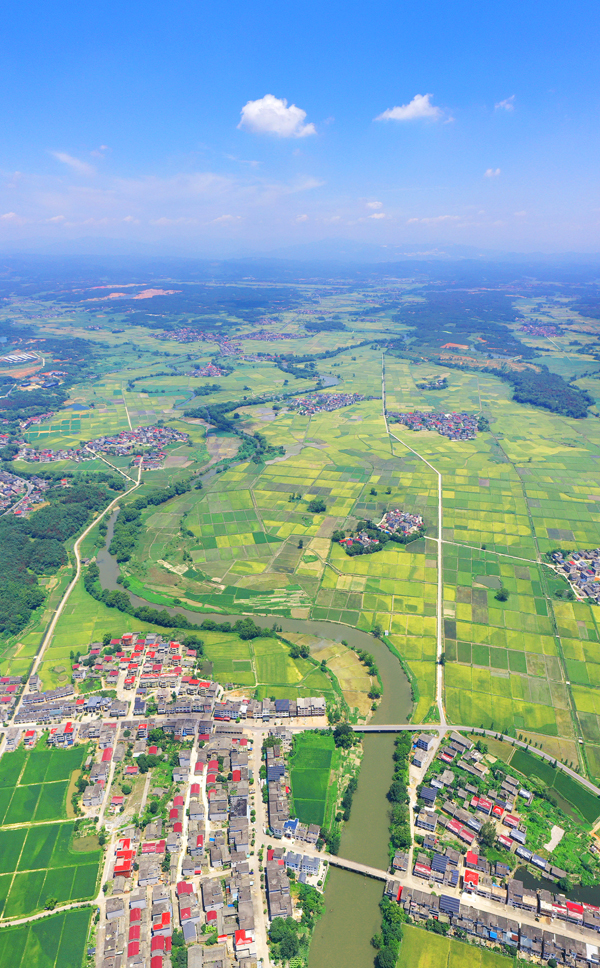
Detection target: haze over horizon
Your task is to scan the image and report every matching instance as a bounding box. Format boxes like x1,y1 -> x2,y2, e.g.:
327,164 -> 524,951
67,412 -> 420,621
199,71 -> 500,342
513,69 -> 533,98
2,0 -> 600,257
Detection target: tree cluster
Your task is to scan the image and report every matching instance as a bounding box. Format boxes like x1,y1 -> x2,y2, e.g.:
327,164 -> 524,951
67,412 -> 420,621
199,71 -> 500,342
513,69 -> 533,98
108,480 -> 192,561
0,481 -> 115,634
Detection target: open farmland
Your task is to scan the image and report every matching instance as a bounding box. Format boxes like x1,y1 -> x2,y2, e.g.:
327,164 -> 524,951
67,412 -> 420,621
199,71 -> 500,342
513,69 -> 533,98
5,279 -> 600,781
0,746 -> 100,921
397,924 -> 514,968
0,907 -> 92,968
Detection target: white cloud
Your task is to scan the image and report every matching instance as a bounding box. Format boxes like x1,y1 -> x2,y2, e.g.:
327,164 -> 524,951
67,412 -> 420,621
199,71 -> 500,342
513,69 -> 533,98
238,94 -> 316,138
514,211 -> 527,217
0,212 -> 18,220
495,95 -> 515,112
368,212 -> 386,219
46,215 -> 65,222
366,200 -> 383,209
296,214 -> 308,222
211,214 -> 243,223
51,152 -> 96,175
407,214 -> 460,224
375,93 -> 442,122
484,168 -> 501,177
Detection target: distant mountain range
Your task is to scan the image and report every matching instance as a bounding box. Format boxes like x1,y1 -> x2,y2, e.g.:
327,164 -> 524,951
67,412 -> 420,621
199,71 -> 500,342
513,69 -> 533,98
1,235 -> 600,266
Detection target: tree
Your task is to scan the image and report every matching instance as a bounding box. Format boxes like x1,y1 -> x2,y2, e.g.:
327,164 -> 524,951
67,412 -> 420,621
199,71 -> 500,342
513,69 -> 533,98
121,783 -> 132,795
376,948 -> 397,968
102,632 -> 112,646
495,587 -> 509,602
372,623 -> 383,639
388,780 -> 408,803
298,539 -> 304,549
333,723 -> 354,749
307,497 -> 326,513
479,820 -> 496,849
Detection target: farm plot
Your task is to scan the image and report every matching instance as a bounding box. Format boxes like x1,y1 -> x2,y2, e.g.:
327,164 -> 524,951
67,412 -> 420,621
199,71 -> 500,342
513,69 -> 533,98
0,748 -> 101,922
0,746 -> 86,826
397,924 -> 513,968
0,907 -> 92,968
0,821 -> 100,918
290,732 -> 337,827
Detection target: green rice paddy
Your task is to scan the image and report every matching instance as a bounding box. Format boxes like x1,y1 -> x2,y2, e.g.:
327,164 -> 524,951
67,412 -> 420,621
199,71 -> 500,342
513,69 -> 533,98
290,732 -> 339,827
0,908 -> 92,968
0,747 -> 100,922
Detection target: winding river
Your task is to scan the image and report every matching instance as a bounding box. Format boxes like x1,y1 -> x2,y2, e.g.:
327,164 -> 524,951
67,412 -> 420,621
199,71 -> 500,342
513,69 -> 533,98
96,516 -> 413,966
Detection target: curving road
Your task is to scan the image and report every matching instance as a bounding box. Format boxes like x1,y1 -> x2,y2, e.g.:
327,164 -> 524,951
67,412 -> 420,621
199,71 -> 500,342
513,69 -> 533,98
10,464 -> 142,724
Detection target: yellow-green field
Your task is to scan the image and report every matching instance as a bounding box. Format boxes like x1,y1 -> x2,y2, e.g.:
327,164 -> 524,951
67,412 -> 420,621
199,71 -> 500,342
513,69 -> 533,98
397,925 -> 514,968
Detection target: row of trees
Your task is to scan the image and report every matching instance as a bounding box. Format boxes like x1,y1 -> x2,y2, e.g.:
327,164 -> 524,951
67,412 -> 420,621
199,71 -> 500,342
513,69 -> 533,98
371,733 -> 413,967
83,561 -> 206,631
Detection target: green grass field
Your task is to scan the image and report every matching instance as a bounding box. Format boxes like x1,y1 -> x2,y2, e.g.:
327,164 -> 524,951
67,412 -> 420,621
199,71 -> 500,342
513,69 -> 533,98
290,732 -> 336,827
0,745 -> 101,922
0,908 -> 92,968
397,925 -> 514,968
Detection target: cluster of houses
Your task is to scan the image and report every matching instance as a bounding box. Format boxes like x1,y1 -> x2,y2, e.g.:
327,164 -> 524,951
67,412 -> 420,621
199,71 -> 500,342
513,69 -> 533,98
104,875 -> 257,968
17,426 -> 189,465
0,674 -> 26,720
385,880 -> 600,966
290,392 -> 366,415
392,410 -> 479,440
158,329 -> 240,356
412,732 -> 563,875
98,718 -> 259,968
190,364 -> 226,377
521,323 -> 562,337
0,469 -> 26,511
0,469 -> 50,515
378,508 -> 424,536
10,630 -> 329,729
15,683 -> 79,724
550,550 -> 600,603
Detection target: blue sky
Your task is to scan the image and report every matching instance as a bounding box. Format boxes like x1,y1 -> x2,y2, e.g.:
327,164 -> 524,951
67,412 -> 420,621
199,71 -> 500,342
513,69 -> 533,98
1,0 -> 599,254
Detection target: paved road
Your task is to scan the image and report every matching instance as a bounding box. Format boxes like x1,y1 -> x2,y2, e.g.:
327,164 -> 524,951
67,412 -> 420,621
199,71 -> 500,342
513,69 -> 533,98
10,464 -> 142,724
0,899 -> 94,929
250,728 -> 273,967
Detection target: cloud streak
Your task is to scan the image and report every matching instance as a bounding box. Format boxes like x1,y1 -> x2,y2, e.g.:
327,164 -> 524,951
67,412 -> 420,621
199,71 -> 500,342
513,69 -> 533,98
484,168 -> 501,177
51,152 -> 96,175
495,95 -> 515,112
238,94 -> 316,138
407,214 -> 460,224
375,93 -> 443,122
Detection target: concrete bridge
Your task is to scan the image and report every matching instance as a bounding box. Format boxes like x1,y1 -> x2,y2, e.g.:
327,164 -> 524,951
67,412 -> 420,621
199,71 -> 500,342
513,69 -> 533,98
327,855 -> 389,881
